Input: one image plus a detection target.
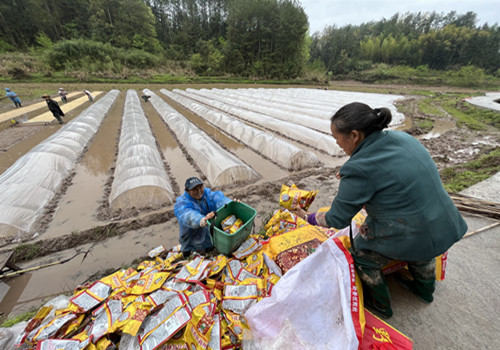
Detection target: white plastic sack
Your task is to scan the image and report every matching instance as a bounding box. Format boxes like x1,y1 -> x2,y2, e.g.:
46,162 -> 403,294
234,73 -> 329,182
244,239 -> 360,350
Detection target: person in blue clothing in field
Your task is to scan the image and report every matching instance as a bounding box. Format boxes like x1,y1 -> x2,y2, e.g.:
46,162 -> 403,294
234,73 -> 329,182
5,88 -> 22,108
174,177 -> 231,256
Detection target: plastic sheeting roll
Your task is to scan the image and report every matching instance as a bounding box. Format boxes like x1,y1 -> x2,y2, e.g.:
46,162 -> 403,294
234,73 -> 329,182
161,89 -> 321,170
109,90 -> 174,211
174,89 -> 343,157
0,90 -> 120,245
144,89 -> 260,188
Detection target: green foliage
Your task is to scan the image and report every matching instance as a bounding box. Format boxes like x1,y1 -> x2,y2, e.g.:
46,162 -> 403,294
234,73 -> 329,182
310,11 -> 500,76
440,99 -> 487,130
0,39 -> 15,53
441,149 -> 500,192
189,39 -> 225,75
445,65 -> 486,87
418,98 -> 446,117
89,0 -> 160,53
13,243 -> 40,262
1,310 -> 37,328
349,63 -> 500,88
225,0 -> 308,78
35,32 -> 53,50
42,39 -> 160,72
190,53 -> 205,74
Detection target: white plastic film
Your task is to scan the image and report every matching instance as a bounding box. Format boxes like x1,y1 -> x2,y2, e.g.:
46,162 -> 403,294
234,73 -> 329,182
161,89 -> 320,170
173,88 -> 343,157
225,87 -> 406,126
0,90 -> 120,244
144,89 -> 260,187
109,90 -> 174,211
466,92 -> 500,112
204,88 -> 331,133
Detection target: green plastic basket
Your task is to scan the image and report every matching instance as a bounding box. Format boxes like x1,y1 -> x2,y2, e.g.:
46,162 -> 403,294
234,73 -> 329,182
208,201 -> 257,255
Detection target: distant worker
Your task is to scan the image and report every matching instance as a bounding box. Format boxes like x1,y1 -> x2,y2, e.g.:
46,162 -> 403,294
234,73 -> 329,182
142,95 -> 151,103
174,177 -> 231,256
41,95 -> 65,124
58,88 -> 68,103
5,88 -> 22,108
83,89 -> 94,102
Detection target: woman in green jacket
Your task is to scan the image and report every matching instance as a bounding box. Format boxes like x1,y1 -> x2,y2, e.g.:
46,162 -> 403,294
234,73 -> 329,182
294,102 -> 467,318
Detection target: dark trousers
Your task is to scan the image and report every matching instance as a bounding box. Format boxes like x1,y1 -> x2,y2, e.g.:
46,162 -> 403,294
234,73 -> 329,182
53,112 -> 64,124
351,249 -> 436,309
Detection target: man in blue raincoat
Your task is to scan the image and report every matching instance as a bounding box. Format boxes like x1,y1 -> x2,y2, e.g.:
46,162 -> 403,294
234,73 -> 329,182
174,177 -> 231,255
5,88 -> 22,108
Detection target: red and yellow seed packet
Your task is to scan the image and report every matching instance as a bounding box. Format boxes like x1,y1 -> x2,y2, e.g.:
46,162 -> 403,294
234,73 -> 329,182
208,255 -> 227,277
130,272 -> 169,295
221,215 -> 244,235
264,209 -> 308,237
24,306 -> 53,333
279,183 -> 318,211
185,304 -> 214,349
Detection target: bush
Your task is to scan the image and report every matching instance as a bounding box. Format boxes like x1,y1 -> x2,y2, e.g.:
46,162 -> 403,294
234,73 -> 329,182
43,39 -> 161,72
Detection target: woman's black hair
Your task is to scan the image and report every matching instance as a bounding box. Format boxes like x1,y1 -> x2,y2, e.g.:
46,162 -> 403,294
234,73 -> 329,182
330,102 -> 392,136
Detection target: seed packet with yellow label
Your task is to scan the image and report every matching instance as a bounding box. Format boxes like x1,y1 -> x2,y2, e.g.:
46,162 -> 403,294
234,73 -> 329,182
264,209 -> 309,238
207,255 -> 227,277
244,251 -> 264,275
130,272 -> 169,295
232,237 -> 261,259
24,306 -> 53,333
279,183 -> 318,211
113,301 -> 152,336
184,304 -> 214,349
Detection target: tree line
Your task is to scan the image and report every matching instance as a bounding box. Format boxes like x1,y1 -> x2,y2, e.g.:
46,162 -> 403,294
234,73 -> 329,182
310,11 -> 500,75
0,0 -> 498,78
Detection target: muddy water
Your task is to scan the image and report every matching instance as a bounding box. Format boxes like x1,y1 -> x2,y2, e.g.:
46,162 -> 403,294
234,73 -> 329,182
0,220 -> 180,317
421,118 -> 457,139
162,94 -> 288,181
142,97 -> 196,193
39,92 -> 125,239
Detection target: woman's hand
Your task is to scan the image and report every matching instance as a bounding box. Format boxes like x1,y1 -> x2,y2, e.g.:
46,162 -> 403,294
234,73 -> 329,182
291,205 -> 308,220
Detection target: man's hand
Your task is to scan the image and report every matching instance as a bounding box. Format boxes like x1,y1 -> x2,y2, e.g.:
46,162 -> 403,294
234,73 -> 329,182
199,211 -> 215,227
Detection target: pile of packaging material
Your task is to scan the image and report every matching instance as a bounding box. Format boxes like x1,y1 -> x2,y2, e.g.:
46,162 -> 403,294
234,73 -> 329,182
13,183 -> 416,349
12,184 -> 327,350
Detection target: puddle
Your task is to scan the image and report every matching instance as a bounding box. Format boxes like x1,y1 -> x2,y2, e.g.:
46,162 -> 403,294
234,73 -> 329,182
0,220 -> 180,317
394,117 -> 412,131
422,119 -> 456,140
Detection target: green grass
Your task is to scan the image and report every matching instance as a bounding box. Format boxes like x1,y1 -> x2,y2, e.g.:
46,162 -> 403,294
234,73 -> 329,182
418,98 -> 446,117
441,148 -> 500,192
12,243 -> 40,262
441,99 -> 500,130
1,310 -> 36,327
413,118 -> 434,131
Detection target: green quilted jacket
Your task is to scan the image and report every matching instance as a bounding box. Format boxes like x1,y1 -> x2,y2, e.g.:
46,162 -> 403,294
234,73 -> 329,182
325,130 -> 467,261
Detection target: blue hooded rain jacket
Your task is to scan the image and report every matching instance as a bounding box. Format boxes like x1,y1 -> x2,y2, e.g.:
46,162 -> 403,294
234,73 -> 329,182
174,188 -> 231,252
